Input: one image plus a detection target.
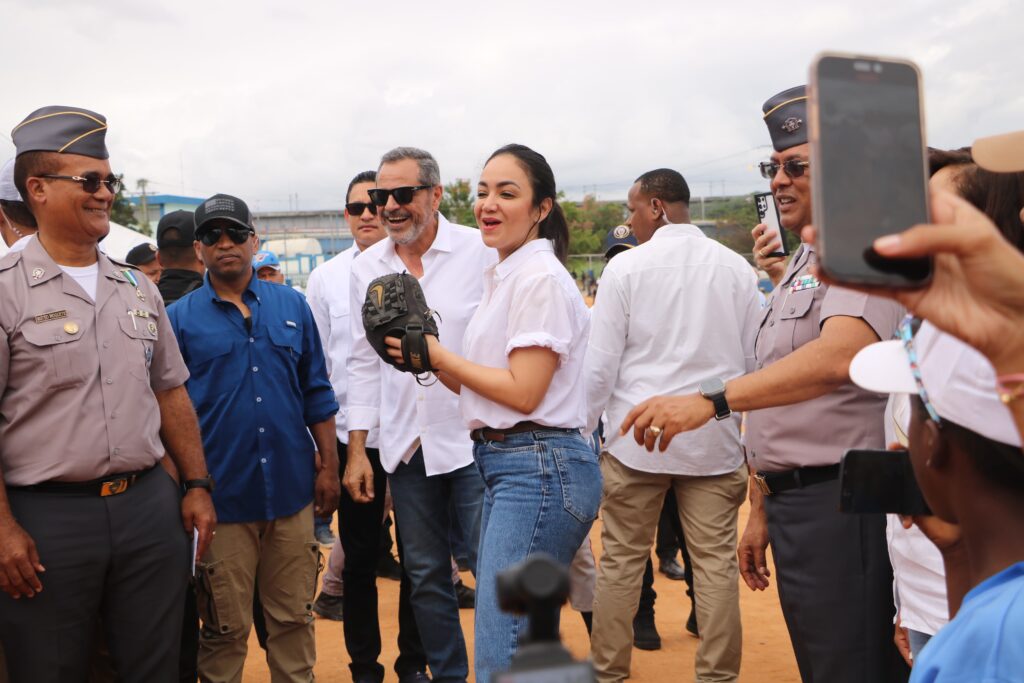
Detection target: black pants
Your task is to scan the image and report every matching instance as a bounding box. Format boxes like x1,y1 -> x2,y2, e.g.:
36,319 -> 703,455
637,490 -> 694,617
338,440 -> 426,681
0,468 -> 189,683
765,477 -> 909,683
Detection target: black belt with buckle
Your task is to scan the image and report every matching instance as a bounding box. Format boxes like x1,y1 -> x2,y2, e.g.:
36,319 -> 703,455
7,465 -> 158,497
754,463 -> 840,496
470,421 -> 575,443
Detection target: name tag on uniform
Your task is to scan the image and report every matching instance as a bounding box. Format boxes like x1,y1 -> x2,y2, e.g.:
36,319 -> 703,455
790,275 -> 821,293
33,310 -> 68,323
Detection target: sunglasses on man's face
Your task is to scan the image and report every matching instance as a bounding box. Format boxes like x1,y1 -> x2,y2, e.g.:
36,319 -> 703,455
759,159 -> 810,180
198,226 -> 254,246
346,201 -> 378,216
367,185 -> 433,207
41,173 -> 123,195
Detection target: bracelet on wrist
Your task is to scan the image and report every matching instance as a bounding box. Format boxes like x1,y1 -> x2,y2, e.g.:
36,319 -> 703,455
996,373 -> 1024,405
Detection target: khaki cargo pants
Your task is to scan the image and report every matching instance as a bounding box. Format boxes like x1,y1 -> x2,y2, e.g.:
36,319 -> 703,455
196,503 -> 321,683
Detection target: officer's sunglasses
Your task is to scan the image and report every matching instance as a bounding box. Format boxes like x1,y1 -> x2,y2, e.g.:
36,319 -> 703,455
41,173 -> 123,195
345,201 -> 378,216
367,185 -> 434,207
197,226 -> 255,246
759,160 -> 810,180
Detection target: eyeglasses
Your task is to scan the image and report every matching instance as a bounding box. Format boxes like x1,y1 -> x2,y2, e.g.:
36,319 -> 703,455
41,173 -> 123,195
898,315 -> 942,425
367,185 -> 433,207
758,160 -> 810,180
345,201 -> 378,216
197,226 -> 255,246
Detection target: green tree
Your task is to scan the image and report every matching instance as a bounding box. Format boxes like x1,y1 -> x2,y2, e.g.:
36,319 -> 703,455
439,178 -> 475,226
111,186 -> 149,235
560,193 -> 625,255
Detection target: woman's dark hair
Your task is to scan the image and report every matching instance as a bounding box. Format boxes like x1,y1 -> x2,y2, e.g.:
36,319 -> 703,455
959,166 -> 1024,251
486,144 -> 569,263
927,146 -> 972,177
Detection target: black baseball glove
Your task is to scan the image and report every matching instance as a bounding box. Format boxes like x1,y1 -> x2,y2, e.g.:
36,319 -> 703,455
362,272 -> 439,375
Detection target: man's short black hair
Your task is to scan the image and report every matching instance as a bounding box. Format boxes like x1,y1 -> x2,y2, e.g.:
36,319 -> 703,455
13,151 -> 63,208
158,229 -> 200,268
634,168 -> 690,206
0,199 -> 37,228
347,170 -> 377,203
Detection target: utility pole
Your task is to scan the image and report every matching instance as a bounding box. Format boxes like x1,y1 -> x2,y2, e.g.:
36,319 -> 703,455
136,178 -> 150,232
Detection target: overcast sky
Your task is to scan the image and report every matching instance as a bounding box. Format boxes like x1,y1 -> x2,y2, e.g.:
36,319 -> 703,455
2,0 -> 1020,210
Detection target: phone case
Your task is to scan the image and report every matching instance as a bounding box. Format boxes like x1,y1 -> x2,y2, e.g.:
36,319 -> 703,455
755,192 -> 788,257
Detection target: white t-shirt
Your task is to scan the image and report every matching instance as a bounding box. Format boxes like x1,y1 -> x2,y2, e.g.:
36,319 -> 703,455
460,238 -> 590,431
58,262 -> 99,301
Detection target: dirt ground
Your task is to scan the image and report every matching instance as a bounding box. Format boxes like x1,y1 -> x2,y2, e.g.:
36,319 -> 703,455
241,503 -> 799,682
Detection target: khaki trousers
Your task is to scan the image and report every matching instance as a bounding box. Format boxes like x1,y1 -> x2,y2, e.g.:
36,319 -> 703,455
196,503 -> 321,683
592,455 -> 747,683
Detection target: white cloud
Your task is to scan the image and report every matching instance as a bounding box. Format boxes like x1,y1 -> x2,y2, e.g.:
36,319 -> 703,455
1,0 -> 1021,208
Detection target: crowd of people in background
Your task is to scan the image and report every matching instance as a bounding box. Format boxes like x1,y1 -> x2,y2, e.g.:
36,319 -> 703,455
0,80 -> 1021,683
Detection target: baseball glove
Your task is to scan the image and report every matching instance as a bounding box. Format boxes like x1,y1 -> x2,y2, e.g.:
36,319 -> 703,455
362,272 -> 439,375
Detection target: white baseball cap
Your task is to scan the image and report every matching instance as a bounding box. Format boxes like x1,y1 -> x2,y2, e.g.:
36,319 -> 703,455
850,321 -> 1021,448
0,158 -> 20,202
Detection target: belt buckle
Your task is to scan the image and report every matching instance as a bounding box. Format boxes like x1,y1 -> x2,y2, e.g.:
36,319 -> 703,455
753,473 -> 772,496
100,477 -> 130,497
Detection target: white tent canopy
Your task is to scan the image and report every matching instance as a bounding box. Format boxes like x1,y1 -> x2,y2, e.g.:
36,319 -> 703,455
0,221 -> 153,261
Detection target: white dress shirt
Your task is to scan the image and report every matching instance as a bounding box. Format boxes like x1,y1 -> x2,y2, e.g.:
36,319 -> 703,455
460,239 -> 590,431
306,244 -> 378,447
347,215 -> 497,475
585,223 -> 762,476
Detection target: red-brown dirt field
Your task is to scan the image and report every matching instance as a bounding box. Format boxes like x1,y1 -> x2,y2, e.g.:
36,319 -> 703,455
241,503 -> 800,682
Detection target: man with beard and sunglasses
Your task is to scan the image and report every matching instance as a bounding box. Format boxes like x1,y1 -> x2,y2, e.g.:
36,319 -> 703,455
167,194 -> 340,682
620,87 -> 909,683
346,148 -> 494,683
0,106 -> 216,682
305,169 -> 430,683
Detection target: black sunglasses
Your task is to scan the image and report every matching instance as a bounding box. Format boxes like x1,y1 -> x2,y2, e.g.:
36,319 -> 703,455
197,226 -> 254,246
759,160 -> 810,180
367,185 -> 433,207
346,201 -> 378,216
41,173 -> 123,195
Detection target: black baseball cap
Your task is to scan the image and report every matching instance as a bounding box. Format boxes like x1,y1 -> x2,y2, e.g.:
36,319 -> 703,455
194,193 -> 253,237
125,242 -> 158,266
156,210 -> 197,248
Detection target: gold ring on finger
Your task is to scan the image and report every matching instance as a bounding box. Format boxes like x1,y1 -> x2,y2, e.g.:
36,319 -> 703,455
648,425 -> 663,437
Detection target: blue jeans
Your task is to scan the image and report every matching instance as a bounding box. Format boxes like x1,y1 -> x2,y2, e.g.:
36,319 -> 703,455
473,429 -> 602,683
388,449 -> 484,683
907,628 -> 932,661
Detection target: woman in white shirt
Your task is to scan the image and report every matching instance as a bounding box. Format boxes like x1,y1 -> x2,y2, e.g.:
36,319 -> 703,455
386,144 -> 600,681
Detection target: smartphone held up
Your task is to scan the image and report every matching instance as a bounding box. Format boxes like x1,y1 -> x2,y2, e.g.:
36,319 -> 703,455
808,52 -> 932,287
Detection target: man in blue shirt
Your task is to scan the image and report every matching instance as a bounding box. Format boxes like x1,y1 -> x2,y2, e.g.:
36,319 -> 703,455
168,193 -> 340,682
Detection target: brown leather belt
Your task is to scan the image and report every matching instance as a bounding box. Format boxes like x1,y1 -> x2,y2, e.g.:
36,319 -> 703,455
753,463 -> 840,496
6,465 -> 158,497
470,421 -> 574,443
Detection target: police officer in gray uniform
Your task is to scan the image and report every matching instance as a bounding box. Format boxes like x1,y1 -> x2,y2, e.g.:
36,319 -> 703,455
621,87 -> 909,682
0,106 -> 216,683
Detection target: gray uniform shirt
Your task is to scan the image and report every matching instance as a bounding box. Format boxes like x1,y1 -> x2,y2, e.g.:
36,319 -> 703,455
0,236 -> 189,486
745,243 -> 903,473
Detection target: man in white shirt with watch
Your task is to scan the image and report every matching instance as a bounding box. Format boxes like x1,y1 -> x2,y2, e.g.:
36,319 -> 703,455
586,168 -> 761,683
345,147 -> 494,683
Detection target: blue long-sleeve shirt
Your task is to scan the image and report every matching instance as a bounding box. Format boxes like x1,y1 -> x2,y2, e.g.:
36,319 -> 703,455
168,274 -> 338,523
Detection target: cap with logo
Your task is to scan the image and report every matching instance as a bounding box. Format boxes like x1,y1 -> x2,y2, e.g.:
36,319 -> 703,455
762,86 -> 808,152
849,321 -> 1021,448
156,210 -> 197,248
11,106 -> 109,159
603,225 -> 638,260
253,250 -> 281,271
125,243 -> 158,266
194,193 -> 253,237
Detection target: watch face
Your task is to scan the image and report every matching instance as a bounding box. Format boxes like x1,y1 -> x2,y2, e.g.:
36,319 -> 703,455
701,378 -> 726,396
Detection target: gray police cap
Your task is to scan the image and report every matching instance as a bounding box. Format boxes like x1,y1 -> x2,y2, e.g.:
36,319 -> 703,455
762,86 -> 808,152
11,106 -> 109,159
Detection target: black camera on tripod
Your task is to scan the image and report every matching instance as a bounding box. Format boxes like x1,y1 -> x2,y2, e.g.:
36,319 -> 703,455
491,553 -> 596,683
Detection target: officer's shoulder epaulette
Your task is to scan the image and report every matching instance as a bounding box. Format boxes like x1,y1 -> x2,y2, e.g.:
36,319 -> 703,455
0,249 -> 24,273
105,254 -> 132,269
